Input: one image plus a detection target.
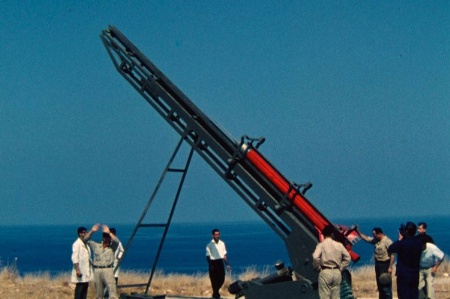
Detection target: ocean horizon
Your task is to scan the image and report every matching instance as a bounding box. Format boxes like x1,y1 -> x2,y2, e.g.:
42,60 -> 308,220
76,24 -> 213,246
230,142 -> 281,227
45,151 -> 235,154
1,215 -> 448,277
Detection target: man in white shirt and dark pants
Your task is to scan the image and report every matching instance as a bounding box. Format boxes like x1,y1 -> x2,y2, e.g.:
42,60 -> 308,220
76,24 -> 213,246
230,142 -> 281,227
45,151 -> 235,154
206,228 -> 230,299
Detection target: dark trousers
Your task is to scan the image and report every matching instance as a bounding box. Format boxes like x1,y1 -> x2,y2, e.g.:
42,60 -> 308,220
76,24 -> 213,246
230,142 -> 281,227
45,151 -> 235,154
375,260 -> 392,299
209,259 -> 225,299
74,282 -> 89,299
397,275 -> 419,299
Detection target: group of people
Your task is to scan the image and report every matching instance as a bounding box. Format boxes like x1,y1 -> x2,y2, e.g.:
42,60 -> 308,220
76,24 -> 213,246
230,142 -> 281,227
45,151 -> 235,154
72,224 -> 228,299
357,221 -> 444,299
72,222 -> 444,299
312,221 -> 445,299
71,224 -> 124,299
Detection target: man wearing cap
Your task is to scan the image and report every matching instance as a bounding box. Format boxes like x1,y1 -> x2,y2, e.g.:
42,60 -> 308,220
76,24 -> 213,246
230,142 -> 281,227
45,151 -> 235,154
357,227 -> 394,299
85,224 -> 120,299
313,224 -> 351,299
71,226 -> 94,299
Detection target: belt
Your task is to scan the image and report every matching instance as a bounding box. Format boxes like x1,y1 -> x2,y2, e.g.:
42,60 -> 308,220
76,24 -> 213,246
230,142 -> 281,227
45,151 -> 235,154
375,259 -> 390,264
321,266 -> 339,270
93,265 -> 114,269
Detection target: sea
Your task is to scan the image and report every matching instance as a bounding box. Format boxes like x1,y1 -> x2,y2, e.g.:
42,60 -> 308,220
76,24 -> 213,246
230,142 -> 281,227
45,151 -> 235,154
1,216 -> 449,277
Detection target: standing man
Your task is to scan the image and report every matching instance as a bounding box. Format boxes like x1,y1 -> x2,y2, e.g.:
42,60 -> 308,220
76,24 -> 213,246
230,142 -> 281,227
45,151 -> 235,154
110,228 -> 124,285
71,226 -> 94,299
206,228 -> 231,299
417,222 -> 434,244
417,234 -> 445,299
388,221 -> 423,299
313,224 -> 351,299
104,227 -> 124,298
357,227 -> 394,299
85,224 -> 120,299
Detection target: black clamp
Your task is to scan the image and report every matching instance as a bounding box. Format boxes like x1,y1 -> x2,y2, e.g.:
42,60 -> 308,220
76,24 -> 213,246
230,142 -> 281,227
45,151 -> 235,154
275,181 -> 313,214
225,135 -> 265,179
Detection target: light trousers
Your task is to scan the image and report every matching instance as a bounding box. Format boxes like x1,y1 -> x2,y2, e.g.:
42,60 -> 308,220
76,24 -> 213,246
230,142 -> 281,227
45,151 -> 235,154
318,269 -> 342,299
94,268 -> 118,299
419,267 -> 435,299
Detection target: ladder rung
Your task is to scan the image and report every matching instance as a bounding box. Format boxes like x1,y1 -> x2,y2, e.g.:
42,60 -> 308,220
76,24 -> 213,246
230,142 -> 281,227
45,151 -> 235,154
139,223 -> 167,228
117,283 -> 147,289
168,168 -> 185,172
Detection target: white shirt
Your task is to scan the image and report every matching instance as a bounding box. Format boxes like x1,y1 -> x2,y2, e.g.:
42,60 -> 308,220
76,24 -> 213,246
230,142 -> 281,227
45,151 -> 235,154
420,242 -> 445,268
113,240 -> 124,278
206,239 -> 227,260
71,237 -> 94,283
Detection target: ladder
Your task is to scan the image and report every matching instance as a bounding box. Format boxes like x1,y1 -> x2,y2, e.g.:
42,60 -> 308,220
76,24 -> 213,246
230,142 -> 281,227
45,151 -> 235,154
117,136 -> 194,294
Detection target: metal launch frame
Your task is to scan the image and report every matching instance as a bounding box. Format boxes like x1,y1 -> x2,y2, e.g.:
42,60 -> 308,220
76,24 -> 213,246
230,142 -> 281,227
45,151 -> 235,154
100,25 -> 359,299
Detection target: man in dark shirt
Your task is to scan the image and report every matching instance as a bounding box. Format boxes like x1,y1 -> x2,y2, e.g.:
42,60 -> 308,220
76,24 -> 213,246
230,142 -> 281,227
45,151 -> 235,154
417,222 -> 434,244
388,221 -> 423,299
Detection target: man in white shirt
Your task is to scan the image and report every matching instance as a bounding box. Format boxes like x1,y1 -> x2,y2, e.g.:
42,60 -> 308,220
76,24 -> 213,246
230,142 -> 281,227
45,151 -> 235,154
417,235 -> 445,299
104,228 -> 124,299
109,228 -> 124,285
71,226 -> 94,299
206,228 -> 230,299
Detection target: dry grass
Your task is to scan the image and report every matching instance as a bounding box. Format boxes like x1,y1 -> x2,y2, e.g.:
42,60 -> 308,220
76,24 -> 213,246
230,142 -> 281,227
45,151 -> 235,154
350,259 -> 450,299
0,260 -> 449,298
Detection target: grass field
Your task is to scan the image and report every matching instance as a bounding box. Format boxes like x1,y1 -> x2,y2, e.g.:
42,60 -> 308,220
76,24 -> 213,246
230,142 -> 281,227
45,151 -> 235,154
1,260 -> 449,298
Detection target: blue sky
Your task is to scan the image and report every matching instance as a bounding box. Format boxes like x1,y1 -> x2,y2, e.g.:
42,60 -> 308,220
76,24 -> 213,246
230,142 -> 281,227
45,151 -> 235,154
1,1 -> 449,226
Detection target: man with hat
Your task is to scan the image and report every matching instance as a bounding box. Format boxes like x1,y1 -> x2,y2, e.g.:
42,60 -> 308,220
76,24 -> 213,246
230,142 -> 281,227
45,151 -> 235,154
85,223 -> 120,299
